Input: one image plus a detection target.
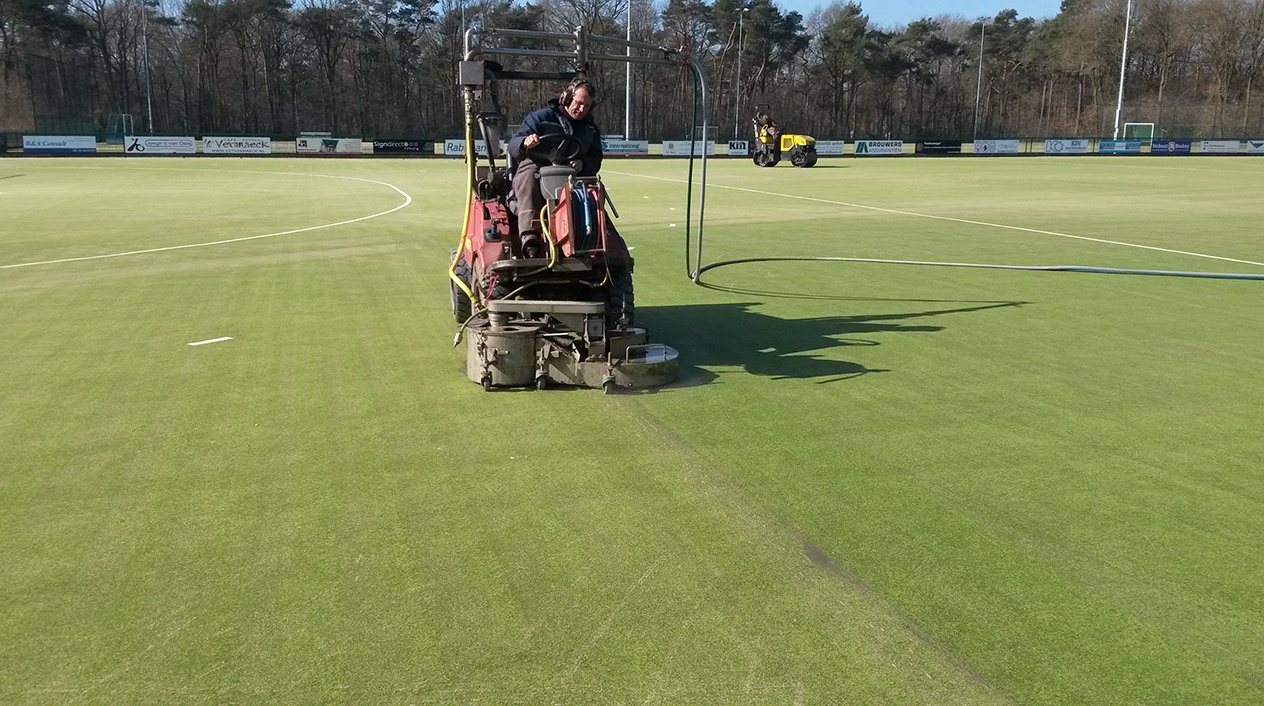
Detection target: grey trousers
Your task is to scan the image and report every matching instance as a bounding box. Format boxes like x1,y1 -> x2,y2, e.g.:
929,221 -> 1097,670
512,161 -> 544,236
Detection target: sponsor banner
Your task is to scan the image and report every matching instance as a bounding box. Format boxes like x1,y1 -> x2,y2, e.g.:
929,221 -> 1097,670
727,140 -> 750,157
372,139 -> 434,155
203,136 -> 272,155
661,140 -> 717,156
854,140 -> 903,156
601,139 -> 649,156
23,135 -> 97,154
1246,139 -> 1264,154
1099,139 -> 1142,154
815,140 -> 846,156
443,139 -> 507,157
916,140 -> 962,155
1149,138 -> 1191,155
297,136 -> 363,155
1200,139 -> 1241,154
1044,138 -> 1090,155
974,139 -> 1020,155
125,136 -> 196,155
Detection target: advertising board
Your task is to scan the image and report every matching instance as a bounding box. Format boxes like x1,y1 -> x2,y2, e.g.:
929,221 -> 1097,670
1149,139 -> 1191,155
1044,139 -> 1090,155
915,140 -> 962,155
661,140 -> 716,156
372,139 -> 434,155
601,139 -> 650,156
853,140 -> 903,156
726,140 -> 750,157
1099,140 -> 1142,154
815,140 -> 846,156
297,137 -> 363,155
203,136 -> 272,155
124,136 -> 196,155
443,139 -> 507,157
23,135 -> 97,154
973,139 -> 1020,155
1247,139 -> 1264,154
1200,140 -> 1241,154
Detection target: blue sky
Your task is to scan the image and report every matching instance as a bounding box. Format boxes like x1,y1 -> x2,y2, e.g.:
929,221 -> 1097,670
776,0 -> 1065,27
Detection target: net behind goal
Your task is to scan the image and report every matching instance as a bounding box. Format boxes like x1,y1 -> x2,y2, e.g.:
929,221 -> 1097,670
1123,122 -> 1157,139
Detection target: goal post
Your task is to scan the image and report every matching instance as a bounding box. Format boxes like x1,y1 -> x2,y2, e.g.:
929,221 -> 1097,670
692,124 -> 718,142
1123,122 -> 1157,139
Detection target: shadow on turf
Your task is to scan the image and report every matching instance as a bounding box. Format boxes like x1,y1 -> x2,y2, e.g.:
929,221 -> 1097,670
640,300 -> 1026,387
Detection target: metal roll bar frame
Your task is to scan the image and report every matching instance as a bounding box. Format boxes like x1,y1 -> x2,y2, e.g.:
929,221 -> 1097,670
461,25 -> 710,282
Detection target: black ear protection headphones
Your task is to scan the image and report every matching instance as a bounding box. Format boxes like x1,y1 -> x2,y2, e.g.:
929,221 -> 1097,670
559,78 -> 594,107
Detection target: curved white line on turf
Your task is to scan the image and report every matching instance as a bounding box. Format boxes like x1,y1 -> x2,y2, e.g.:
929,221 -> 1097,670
605,169 -> 1264,269
0,172 -> 412,270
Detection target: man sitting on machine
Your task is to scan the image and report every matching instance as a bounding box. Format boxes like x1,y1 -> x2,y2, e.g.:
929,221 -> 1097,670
507,78 -> 604,258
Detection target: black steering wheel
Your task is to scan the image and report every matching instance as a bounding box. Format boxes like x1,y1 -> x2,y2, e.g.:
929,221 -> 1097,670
525,133 -> 584,168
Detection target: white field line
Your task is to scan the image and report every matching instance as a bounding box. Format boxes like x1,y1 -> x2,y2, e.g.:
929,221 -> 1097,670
605,169 -> 1264,269
0,171 -> 412,270
188,336 -> 233,346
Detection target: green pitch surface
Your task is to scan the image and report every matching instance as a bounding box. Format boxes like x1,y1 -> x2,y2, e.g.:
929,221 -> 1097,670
2,156 -> 1263,703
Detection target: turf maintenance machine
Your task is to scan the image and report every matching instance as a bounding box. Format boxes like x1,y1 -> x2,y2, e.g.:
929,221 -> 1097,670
451,26 -> 710,392
751,104 -> 818,168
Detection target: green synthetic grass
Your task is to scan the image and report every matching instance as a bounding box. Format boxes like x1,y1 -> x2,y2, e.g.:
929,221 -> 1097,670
1,155 -> 1262,704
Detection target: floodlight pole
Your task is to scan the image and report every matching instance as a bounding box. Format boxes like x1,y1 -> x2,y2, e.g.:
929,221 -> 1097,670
1112,0 -> 1134,139
625,0 -> 631,138
972,19 -> 985,139
733,8 -> 748,139
142,2 -> 154,134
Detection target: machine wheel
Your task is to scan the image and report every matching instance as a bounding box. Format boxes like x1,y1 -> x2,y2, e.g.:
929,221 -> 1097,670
605,265 -> 635,326
802,151 -> 818,167
481,376 -> 493,392
479,271 -> 511,304
603,380 -> 617,395
535,375 -> 547,390
450,248 -> 473,323
753,149 -> 778,167
789,146 -> 807,167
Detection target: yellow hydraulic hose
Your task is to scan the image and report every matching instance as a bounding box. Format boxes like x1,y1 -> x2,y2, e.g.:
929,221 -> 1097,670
541,204 -> 558,270
448,91 -> 477,304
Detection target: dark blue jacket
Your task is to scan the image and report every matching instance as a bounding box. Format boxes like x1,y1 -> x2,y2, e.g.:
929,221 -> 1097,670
509,99 -> 603,177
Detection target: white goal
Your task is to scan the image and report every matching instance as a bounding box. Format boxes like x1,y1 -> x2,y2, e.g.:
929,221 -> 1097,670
1123,122 -> 1156,139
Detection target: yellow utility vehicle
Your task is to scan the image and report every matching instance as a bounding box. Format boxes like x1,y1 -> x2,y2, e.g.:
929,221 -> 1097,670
751,104 -> 817,167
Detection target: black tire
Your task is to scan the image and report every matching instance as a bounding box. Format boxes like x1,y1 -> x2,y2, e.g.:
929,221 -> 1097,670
605,265 -> 634,326
450,248 -> 473,324
480,272 -> 511,303
789,146 -> 806,167
803,151 -> 818,167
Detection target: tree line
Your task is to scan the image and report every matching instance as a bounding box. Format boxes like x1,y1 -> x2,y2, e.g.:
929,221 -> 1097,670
3,0 -> 1263,140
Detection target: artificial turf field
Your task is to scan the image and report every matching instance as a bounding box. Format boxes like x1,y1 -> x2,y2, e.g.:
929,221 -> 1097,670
1,155 -> 1262,704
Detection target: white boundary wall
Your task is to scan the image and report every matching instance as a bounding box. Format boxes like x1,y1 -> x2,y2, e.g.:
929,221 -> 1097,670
815,140 -> 846,156
125,136 -> 196,155
203,137 -> 272,155
854,140 -> 903,155
974,139 -> 1021,154
661,140 -> 716,156
1044,139 -> 1091,154
1200,140 -> 1241,154
22,136 -> 96,154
